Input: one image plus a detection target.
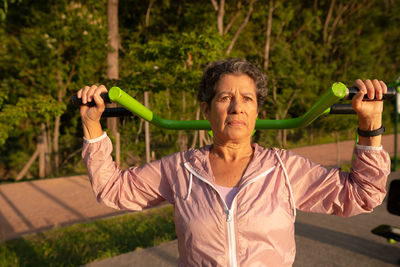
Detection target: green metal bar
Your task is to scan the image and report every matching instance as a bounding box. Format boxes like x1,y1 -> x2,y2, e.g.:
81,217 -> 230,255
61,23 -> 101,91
255,82 -> 346,129
109,87 -> 153,121
108,82 -> 348,130
152,115 -> 211,130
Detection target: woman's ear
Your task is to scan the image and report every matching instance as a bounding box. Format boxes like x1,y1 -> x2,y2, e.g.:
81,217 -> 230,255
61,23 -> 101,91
201,102 -> 209,119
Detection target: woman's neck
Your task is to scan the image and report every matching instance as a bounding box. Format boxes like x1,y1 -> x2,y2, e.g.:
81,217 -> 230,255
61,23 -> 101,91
211,139 -> 253,162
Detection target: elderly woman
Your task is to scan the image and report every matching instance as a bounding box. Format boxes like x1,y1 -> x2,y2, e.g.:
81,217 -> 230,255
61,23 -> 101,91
78,58 -> 390,266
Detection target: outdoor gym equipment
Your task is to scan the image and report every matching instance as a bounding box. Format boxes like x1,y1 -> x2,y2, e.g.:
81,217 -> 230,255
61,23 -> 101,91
71,82 -> 396,130
72,81 -> 400,246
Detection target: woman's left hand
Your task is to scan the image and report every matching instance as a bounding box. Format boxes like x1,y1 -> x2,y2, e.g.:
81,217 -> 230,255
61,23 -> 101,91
352,79 -> 387,146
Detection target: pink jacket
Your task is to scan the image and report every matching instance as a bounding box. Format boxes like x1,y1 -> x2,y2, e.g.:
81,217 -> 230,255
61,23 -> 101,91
82,133 -> 390,267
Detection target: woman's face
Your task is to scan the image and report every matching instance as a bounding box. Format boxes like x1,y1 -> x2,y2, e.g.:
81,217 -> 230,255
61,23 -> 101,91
201,74 -> 258,143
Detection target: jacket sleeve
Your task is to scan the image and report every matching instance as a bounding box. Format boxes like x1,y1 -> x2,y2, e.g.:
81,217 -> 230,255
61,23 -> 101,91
82,134 -> 174,211
279,146 -> 390,217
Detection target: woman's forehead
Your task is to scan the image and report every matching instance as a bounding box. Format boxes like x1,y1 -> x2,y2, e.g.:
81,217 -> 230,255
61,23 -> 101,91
215,74 -> 256,94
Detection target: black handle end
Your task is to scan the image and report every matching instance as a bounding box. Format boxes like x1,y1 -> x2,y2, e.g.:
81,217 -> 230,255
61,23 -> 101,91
330,104 -> 356,114
70,93 -> 111,107
345,87 -> 396,100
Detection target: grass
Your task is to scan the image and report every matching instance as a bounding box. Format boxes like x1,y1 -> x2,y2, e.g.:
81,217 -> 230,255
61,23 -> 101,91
0,205 -> 176,267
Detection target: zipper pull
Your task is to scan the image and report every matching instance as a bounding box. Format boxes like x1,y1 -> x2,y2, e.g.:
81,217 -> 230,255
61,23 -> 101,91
225,209 -> 232,222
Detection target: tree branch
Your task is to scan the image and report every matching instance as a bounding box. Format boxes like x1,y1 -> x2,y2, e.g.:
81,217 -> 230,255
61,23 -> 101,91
323,0 -> 335,44
60,147 -> 83,167
146,0 -> 154,27
224,2 -> 242,35
210,0 -> 218,11
263,0 -> 274,72
63,51 -> 80,95
327,1 -> 352,46
226,0 -> 255,54
282,90 -> 298,119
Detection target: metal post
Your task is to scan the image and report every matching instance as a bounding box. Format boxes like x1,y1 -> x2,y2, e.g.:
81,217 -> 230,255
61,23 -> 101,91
144,91 -> 151,163
395,91 -> 398,171
394,77 -> 400,171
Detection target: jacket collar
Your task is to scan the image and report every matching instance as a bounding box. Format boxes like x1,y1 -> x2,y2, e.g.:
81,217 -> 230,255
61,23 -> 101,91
186,143 -> 277,187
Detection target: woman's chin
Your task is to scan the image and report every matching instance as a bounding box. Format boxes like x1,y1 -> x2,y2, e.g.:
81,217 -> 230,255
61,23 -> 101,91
219,129 -> 252,142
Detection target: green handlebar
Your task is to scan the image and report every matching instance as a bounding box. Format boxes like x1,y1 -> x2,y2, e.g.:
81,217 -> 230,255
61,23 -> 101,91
108,82 -> 348,130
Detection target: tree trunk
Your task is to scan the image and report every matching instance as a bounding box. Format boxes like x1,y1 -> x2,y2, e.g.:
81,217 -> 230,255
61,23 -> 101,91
38,133 -> 45,178
53,51 -> 65,176
276,119 -> 283,147
45,121 -> 52,176
335,132 -> 340,166
142,0 -> 154,162
264,0 -> 274,72
39,123 -> 51,177
217,0 -> 225,36
107,0 -> 120,165
178,91 -> 188,151
54,65 -> 63,174
144,91 -> 151,163
190,106 -> 201,149
53,116 -> 60,173
145,0 -> 155,41
135,119 -> 144,143
282,129 -> 287,148
178,131 -> 188,151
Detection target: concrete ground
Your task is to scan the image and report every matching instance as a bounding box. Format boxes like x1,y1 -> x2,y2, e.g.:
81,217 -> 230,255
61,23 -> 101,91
1,134 -> 400,266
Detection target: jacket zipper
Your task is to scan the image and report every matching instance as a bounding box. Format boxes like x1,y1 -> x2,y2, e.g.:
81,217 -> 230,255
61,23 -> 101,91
184,163 -> 275,267
226,207 -> 237,267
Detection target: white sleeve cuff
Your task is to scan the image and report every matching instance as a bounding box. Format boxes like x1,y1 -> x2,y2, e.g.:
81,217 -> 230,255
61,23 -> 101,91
356,144 -> 383,151
83,132 -> 107,143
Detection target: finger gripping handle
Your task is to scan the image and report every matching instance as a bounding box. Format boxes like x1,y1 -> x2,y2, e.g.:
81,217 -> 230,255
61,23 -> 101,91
345,87 -> 396,100
70,93 -> 111,107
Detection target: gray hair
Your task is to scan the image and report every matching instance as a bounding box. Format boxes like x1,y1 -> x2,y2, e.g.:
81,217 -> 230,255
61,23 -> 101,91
198,58 -> 267,109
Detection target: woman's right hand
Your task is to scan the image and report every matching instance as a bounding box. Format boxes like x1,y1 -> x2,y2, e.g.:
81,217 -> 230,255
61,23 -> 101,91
77,85 -> 108,124
77,85 -> 107,139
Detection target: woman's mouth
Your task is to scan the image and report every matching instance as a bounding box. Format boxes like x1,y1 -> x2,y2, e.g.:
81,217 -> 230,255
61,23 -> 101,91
227,120 -> 245,126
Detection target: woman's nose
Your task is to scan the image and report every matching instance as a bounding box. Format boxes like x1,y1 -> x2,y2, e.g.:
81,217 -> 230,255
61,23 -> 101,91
229,98 -> 244,113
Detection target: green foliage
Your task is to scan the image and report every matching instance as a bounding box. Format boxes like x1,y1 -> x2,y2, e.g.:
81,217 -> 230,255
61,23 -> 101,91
0,95 -> 65,146
1,0 -> 399,178
122,29 -> 227,93
0,0 -> 21,21
1,0 -> 107,178
0,205 -> 176,267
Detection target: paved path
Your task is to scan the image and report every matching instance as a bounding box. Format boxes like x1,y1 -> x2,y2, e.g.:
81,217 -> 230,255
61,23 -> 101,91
1,134 -> 399,265
290,133 -> 399,166
0,175 -> 127,240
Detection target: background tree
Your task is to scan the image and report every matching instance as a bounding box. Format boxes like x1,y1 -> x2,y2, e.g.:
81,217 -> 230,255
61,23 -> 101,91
0,0 -> 399,181
106,0 -> 121,165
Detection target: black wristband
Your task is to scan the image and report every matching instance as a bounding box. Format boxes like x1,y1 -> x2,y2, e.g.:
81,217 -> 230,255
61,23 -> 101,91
357,126 -> 385,137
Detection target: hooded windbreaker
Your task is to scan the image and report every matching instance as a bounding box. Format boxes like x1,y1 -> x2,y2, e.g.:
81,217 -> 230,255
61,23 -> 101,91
82,133 -> 390,267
